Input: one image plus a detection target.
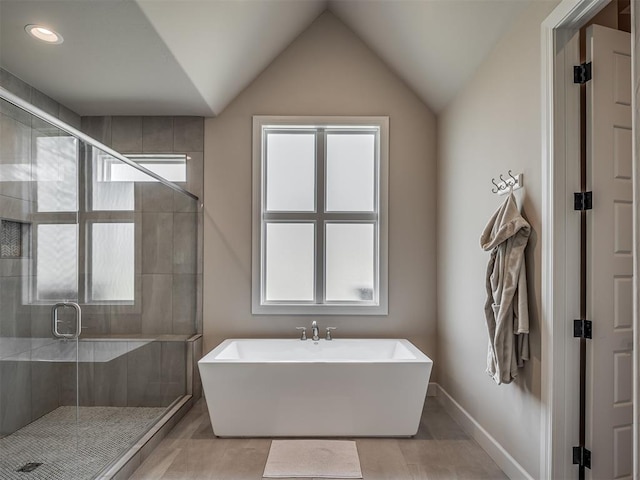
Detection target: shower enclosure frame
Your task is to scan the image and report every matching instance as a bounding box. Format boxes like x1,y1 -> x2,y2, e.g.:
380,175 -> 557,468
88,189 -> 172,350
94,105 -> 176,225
0,85 -> 202,479
0,87 -> 198,202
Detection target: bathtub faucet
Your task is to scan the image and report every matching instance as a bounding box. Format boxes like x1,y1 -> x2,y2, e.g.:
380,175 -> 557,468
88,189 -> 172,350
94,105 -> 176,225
295,327 -> 307,341
311,321 -> 320,341
325,327 -> 336,340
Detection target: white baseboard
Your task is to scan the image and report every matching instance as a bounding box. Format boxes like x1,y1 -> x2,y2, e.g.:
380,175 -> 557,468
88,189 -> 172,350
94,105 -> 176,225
433,383 -> 534,480
427,382 -> 438,396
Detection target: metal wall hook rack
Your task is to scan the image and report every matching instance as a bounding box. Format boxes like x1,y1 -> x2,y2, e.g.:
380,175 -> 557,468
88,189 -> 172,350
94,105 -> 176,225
491,170 -> 523,195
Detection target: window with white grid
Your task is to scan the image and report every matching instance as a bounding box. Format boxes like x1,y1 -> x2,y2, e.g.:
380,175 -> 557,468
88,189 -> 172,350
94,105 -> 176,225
252,116 -> 388,315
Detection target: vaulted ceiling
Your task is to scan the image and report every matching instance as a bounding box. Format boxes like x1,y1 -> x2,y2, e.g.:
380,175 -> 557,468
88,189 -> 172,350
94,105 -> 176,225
0,0 -> 530,116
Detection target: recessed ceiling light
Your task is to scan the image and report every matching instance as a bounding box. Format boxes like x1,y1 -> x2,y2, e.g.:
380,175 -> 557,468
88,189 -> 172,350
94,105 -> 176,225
25,25 -> 63,44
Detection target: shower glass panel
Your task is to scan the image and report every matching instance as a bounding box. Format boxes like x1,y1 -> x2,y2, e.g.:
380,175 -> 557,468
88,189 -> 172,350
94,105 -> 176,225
0,92 -> 199,479
0,97 -> 83,477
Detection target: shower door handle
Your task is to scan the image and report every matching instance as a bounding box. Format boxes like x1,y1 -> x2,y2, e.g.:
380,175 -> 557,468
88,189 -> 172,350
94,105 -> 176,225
51,302 -> 82,339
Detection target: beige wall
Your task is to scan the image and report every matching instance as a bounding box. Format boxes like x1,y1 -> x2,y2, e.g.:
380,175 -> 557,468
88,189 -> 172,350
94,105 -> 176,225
437,2 -> 558,477
203,12 -> 437,362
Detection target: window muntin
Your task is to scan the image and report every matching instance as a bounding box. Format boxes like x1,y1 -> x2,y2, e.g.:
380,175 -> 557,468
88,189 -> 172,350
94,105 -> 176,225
29,145 -> 145,309
253,116 -> 388,315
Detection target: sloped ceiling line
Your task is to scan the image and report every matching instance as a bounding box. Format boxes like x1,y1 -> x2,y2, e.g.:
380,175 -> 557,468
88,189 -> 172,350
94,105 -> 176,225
0,0 -> 529,116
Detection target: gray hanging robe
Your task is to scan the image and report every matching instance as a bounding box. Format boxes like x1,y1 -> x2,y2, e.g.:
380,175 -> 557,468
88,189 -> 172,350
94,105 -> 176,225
480,193 -> 530,385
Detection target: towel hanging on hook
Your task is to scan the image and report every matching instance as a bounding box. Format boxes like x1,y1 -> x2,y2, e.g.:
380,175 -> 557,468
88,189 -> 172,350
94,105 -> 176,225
480,193 -> 530,384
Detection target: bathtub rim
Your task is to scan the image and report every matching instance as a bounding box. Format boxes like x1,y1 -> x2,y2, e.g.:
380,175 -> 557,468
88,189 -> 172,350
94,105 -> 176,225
199,338 -> 432,364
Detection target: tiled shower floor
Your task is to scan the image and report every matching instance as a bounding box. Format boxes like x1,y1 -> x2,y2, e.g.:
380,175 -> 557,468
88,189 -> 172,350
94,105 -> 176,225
0,406 -> 165,480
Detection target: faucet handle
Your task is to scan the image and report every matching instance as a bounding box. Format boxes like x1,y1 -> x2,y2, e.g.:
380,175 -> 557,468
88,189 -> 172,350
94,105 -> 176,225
296,327 -> 307,341
325,327 -> 336,340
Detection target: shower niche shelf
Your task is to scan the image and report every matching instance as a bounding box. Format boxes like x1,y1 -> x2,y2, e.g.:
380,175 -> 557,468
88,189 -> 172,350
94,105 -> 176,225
1,219 -> 30,259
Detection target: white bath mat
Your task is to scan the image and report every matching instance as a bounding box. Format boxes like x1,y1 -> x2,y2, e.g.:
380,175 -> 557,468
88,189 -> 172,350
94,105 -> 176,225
263,440 -> 363,478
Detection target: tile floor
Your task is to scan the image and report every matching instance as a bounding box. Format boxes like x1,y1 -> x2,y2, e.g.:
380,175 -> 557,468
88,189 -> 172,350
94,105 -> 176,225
0,406 -> 164,480
130,397 -> 507,480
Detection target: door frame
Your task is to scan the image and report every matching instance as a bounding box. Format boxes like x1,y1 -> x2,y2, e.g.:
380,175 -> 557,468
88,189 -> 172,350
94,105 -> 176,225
541,1 -> 638,478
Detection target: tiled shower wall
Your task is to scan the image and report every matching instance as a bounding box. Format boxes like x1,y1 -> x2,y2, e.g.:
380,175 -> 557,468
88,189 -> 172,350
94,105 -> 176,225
0,69 -> 204,436
80,115 -> 204,336
0,69 -> 205,338
0,68 -> 83,436
0,68 -> 82,129
59,340 -> 187,409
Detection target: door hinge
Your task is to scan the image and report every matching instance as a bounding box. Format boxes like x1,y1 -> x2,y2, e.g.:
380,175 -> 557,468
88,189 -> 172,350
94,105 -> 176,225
574,191 -> 593,211
572,446 -> 592,469
574,62 -> 592,84
573,319 -> 592,339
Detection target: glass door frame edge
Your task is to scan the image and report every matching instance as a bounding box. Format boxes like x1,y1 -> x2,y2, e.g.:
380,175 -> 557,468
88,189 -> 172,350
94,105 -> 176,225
0,86 -> 199,202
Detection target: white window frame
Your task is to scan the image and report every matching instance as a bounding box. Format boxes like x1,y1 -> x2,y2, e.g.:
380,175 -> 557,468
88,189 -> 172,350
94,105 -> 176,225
96,153 -> 188,183
252,115 -> 389,315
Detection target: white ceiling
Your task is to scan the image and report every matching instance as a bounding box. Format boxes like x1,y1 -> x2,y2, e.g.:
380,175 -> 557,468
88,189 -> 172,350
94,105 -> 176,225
0,0 -> 211,115
136,0 -> 326,116
0,0 -> 530,116
329,0 -> 530,113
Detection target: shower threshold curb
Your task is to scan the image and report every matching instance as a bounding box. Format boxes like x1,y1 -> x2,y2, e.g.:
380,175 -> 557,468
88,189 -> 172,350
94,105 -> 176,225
96,395 -> 194,480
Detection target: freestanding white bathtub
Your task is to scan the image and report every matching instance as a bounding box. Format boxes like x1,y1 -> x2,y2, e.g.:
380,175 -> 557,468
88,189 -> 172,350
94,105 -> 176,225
198,338 -> 432,437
